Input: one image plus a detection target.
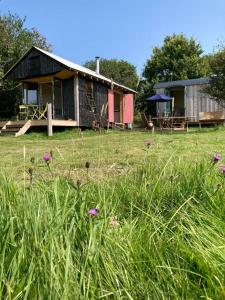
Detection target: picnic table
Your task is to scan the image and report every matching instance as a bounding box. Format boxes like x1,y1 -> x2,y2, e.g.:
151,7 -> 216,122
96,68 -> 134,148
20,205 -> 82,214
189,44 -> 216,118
152,116 -> 188,131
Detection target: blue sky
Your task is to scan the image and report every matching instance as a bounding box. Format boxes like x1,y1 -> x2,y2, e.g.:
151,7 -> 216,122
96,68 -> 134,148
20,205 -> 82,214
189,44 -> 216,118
1,0 -> 225,75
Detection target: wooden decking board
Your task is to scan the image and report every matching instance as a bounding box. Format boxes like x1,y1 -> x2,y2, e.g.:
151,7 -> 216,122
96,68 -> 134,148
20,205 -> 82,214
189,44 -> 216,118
0,119 -> 78,136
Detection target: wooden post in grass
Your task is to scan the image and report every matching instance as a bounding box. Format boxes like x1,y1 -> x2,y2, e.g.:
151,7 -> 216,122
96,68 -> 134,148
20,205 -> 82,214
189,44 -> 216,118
47,103 -> 53,136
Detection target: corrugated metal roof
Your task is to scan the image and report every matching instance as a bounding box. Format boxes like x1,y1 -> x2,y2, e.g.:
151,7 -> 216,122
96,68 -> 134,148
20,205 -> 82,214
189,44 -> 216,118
4,46 -> 137,93
154,77 -> 209,89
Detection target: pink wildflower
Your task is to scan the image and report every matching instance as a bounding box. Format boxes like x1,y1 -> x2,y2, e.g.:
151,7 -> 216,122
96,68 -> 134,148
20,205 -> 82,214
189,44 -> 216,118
214,154 -> 222,163
43,154 -> 51,162
88,208 -> 99,217
146,140 -> 153,147
220,166 -> 225,174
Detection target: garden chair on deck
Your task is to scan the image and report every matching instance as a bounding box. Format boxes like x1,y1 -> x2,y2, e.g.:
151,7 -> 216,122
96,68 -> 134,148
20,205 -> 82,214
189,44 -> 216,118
18,105 -> 29,120
141,113 -> 154,133
38,105 -> 48,120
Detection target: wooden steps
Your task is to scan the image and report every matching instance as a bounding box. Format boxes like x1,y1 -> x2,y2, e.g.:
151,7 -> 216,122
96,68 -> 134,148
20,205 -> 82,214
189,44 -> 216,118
0,121 -> 7,130
0,120 -> 31,136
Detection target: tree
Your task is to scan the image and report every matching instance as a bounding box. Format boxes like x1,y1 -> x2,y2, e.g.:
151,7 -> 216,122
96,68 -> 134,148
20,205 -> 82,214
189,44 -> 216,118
84,58 -> 139,90
143,34 -> 209,83
0,13 -> 52,118
203,47 -> 225,107
137,34 -> 210,112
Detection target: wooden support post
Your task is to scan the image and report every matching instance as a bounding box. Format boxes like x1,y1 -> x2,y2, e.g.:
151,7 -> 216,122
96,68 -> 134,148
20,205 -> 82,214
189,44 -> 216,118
52,78 -> 55,119
47,103 -> 53,136
74,75 -> 79,125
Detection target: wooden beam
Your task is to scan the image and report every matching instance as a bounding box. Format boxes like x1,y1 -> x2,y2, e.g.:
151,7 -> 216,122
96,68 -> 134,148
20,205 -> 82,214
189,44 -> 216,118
47,103 -> 53,136
59,80 -> 63,118
74,75 -> 79,126
52,78 -> 55,119
15,120 -> 31,137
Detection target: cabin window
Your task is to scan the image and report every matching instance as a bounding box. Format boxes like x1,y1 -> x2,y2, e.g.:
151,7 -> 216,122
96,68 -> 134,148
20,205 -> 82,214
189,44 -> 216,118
27,83 -> 38,105
29,56 -> 41,75
85,80 -> 95,113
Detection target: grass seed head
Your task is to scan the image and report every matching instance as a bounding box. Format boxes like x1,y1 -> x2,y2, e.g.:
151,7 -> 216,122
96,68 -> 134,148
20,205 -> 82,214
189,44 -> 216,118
76,179 -> 81,188
30,157 -> 35,164
110,217 -> 120,227
85,161 -> 90,169
28,167 -> 33,175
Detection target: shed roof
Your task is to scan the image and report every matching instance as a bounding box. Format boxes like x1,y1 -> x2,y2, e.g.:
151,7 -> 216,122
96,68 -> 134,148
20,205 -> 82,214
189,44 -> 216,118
154,77 -> 209,89
4,46 -> 137,93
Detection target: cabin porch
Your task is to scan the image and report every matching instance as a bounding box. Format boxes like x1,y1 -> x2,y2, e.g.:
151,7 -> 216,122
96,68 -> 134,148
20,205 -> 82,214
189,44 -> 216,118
0,71 -> 78,136
156,87 -> 185,118
21,70 -> 76,121
0,119 -> 77,136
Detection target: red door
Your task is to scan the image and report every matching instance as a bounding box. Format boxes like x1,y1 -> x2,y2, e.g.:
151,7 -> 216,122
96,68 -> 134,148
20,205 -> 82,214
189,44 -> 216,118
108,89 -> 114,122
123,94 -> 134,124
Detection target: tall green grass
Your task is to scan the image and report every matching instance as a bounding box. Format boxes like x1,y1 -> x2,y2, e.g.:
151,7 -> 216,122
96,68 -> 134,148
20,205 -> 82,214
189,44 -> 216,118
0,156 -> 225,299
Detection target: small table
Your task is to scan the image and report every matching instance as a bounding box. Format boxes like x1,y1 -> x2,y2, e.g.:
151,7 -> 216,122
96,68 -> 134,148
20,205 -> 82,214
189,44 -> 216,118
19,104 -> 48,120
152,116 -> 188,131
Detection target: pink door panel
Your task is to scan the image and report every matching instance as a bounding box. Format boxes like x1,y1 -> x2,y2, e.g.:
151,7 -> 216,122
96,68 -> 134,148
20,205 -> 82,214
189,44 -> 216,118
123,94 -> 134,123
108,89 -> 114,122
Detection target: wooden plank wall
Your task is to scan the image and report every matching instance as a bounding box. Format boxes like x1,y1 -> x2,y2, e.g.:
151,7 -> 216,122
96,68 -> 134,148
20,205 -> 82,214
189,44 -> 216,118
79,76 -> 108,127
93,81 -> 108,126
156,84 -> 225,121
185,85 -> 224,121
7,48 -> 65,80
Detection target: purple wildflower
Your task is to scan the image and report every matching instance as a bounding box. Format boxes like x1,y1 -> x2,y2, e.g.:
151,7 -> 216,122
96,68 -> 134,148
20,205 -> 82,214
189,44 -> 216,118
88,208 -> 99,217
146,140 -> 153,147
43,154 -> 51,162
220,166 -> 225,174
213,154 -> 221,163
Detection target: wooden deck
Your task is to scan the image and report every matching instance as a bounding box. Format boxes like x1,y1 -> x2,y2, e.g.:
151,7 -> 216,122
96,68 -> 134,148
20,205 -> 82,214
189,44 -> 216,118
0,120 -> 78,136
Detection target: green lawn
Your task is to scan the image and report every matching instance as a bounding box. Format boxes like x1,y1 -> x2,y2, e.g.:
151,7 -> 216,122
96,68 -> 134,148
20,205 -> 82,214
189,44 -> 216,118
0,127 -> 224,182
1,128 -> 225,299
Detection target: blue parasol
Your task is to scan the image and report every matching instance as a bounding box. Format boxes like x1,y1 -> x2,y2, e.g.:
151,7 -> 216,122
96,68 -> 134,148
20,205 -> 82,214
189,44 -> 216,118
146,94 -> 173,102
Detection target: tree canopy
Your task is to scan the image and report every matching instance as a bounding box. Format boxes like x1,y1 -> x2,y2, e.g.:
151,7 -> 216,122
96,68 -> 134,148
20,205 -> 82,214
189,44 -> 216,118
136,34 -> 211,112
143,34 -> 209,83
0,13 -> 51,118
84,58 -> 139,90
203,47 -> 225,107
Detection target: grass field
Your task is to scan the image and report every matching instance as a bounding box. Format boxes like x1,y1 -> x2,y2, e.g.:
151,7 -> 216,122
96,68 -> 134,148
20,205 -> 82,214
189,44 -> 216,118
1,127 -> 225,299
1,127 -> 225,181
